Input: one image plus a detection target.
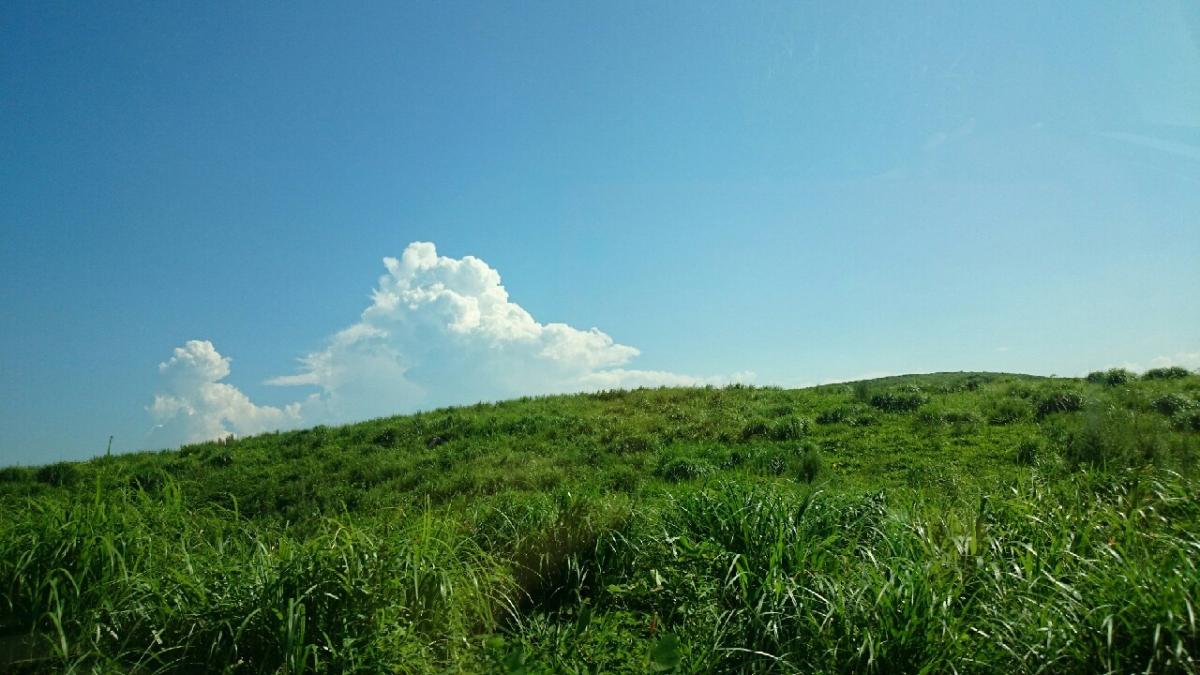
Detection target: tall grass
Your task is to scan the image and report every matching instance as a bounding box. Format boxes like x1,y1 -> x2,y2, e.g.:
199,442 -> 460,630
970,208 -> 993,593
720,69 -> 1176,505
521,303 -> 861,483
2,372 -> 1199,671
0,482 -> 515,673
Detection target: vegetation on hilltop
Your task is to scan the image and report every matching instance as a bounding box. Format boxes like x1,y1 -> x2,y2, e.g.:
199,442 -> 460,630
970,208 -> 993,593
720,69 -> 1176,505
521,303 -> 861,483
2,371 -> 1199,673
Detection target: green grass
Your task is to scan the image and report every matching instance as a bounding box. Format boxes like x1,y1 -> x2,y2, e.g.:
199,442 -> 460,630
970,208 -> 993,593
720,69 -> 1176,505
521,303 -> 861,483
2,371 -> 1199,672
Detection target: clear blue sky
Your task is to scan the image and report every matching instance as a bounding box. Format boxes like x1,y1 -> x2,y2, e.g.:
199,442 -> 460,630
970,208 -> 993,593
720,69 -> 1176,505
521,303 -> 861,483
3,1 -> 1198,464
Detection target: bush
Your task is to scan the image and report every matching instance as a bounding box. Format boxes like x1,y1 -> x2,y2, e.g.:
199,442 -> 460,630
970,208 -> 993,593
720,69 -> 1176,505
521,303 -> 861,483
740,419 -> 771,441
816,407 -> 847,424
796,446 -> 822,483
1143,366 -> 1192,380
815,405 -> 877,426
1151,394 -> 1196,416
1172,410 -> 1200,432
0,466 -> 29,483
1015,437 -> 1042,466
1037,391 -> 1086,417
1086,368 -> 1137,386
987,397 -> 1032,425
206,450 -> 233,467
371,429 -> 397,447
869,389 -> 928,413
1050,405 -> 1172,468
657,456 -> 714,482
920,407 -> 980,425
35,461 -> 80,487
757,448 -> 790,476
607,434 -> 656,454
128,469 -> 169,493
767,416 -> 809,441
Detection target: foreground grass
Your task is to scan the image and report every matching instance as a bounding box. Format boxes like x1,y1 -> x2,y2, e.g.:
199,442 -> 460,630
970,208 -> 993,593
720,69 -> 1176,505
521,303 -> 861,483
2,371 -> 1198,672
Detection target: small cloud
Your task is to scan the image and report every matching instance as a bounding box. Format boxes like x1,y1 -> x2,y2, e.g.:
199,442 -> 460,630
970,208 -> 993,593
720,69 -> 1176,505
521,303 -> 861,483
995,346 -> 1010,353
147,340 -> 303,446
1149,351 -> 1200,370
1085,350 -> 1200,376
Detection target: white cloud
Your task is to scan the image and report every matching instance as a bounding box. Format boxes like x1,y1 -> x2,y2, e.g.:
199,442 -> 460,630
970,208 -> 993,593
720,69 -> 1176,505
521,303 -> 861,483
1088,350 -> 1200,375
270,242 -> 742,420
148,340 -> 304,445
1148,351 -> 1200,370
150,243 -> 744,443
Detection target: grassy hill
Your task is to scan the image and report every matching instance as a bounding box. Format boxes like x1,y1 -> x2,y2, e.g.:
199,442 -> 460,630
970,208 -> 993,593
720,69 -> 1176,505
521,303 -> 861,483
2,370 -> 1199,673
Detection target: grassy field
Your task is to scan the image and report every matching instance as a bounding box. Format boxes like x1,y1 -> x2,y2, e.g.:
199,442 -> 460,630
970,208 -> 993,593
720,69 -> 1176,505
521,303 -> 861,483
2,369 -> 1199,673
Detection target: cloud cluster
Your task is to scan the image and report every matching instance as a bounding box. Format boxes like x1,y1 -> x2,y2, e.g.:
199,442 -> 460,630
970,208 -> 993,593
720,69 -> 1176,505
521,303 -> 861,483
149,243 -> 745,445
1148,352 -> 1200,370
148,340 -> 302,445
1102,351 -> 1200,376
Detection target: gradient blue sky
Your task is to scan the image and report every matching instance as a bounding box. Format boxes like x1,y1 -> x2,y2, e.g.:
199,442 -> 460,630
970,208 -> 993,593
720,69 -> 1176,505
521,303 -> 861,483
3,1 -> 1198,464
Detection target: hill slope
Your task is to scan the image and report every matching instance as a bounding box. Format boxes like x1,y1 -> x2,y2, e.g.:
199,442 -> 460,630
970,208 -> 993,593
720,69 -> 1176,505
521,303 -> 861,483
2,371 -> 1199,672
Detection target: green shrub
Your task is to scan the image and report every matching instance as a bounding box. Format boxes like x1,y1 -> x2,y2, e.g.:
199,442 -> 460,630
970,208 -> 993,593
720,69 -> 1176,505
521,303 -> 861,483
917,407 -> 943,425
1143,366 -> 1192,380
34,461 -> 80,487
1152,393 -> 1196,416
942,409 -> 980,424
0,466 -> 30,482
1015,437 -> 1042,465
657,456 -> 714,482
371,428 -> 397,447
206,450 -> 234,467
607,434 -> 656,454
869,389 -> 928,413
796,446 -> 822,483
1172,409 -> 1200,432
987,397 -> 1032,425
815,405 -> 877,426
920,407 -> 980,425
740,419 -> 771,440
815,407 -> 847,424
757,448 -> 790,476
1050,405 -> 1172,468
766,404 -> 795,418
1004,383 -> 1036,399
1037,391 -> 1086,417
767,416 -> 809,441
128,468 -> 169,493
1086,368 -> 1137,386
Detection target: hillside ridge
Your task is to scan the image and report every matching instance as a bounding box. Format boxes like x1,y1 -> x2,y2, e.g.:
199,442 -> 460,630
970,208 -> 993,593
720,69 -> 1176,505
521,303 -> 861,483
2,367 -> 1198,672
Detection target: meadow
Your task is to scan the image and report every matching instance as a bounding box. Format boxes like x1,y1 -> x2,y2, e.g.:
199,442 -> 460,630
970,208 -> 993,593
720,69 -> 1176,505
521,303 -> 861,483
1,369 -> 1198,673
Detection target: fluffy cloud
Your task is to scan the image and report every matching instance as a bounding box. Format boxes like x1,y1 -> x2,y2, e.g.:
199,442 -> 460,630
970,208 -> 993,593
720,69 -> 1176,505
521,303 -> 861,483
1149,352 -> 1200,370
148,340 -> 303,445
1098,351 -> 1200,376
268,242 -> 743,420
149,243 -> 745,444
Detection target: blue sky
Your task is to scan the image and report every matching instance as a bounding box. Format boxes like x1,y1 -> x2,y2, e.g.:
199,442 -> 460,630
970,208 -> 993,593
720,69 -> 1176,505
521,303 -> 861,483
2,1 -> 1198,464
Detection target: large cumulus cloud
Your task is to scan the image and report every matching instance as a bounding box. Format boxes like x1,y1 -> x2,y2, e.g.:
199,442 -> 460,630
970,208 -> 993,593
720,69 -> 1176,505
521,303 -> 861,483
149,243 -> 748,444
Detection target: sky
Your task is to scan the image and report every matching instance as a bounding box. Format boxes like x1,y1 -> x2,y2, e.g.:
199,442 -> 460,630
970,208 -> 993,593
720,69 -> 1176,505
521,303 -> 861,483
2,1 -> 1198,464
